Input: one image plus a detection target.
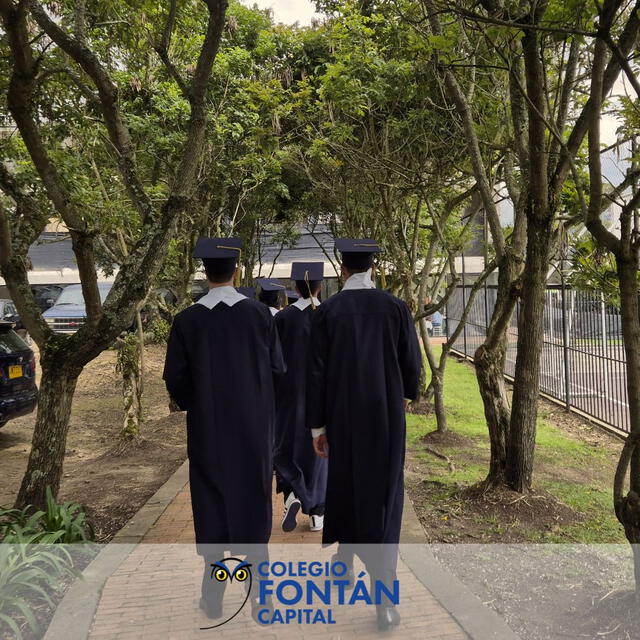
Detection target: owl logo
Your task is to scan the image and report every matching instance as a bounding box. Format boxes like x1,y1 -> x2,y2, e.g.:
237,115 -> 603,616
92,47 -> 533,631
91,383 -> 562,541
200,557 -> 252,630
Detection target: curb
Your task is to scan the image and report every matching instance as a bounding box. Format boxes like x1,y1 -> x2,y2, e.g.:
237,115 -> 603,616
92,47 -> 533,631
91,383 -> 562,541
111,458 -> 189,544
400,492 -> 520,640
43,459 -> 189,640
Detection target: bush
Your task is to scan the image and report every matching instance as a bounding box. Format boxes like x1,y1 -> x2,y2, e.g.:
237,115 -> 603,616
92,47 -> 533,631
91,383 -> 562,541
145,318 -> 171,344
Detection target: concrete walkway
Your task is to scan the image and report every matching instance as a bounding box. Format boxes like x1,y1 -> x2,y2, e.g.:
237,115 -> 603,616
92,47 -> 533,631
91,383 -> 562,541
87,480 -> 469,639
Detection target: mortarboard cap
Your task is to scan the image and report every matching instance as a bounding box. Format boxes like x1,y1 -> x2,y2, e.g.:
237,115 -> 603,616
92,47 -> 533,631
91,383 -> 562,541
236,286 -> 255,299
291,262 -> 324,281
195,237 -> 243,277
286,289 -> 300,301
335,238 -> 380,270
257,278 -> 286,292
193,237 -> 243,259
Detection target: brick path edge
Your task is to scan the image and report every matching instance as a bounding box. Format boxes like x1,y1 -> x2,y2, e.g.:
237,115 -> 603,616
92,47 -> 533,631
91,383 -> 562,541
43,459 -> 189,640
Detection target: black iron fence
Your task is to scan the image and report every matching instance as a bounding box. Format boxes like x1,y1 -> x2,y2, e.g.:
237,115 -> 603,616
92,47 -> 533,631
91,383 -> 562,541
445,283 -> 629,436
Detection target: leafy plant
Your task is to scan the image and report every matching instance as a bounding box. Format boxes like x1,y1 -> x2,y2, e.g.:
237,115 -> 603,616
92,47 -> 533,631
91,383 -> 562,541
0,534 -> 75,639
39,487 -> 93,544
146,318 -> 171,345
0,487 -> 93,544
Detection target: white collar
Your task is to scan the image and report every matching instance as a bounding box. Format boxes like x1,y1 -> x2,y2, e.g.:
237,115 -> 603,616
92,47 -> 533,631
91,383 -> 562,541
196,286 -> 246,309
269,306 -> 279,316
342,269 -> 375,291
292,297 -> 321,311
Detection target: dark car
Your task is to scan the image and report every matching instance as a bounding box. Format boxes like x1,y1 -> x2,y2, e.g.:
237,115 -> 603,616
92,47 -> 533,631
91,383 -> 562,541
0,299 -> 17,321
0,321 -> 38,428
31,284 -> 65,312
0,298 -> 30,340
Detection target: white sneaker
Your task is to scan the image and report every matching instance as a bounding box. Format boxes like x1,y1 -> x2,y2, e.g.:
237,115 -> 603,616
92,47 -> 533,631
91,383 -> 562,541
281,493 -> 301,532
309,514 -> 324,532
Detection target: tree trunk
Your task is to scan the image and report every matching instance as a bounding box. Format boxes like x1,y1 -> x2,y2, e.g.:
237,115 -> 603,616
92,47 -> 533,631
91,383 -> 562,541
15,350 -> 80,509
420,318 -> 447,432
475,256 -> 520,487
174,249 -> 195,309
431,370 -> 446,433
415,352 -> 429,402
613,256 -> 640,593
117,333 -> 144,440
506,217 -> 551,492
476,338 -> 510,485
618,258 -> 640,495
121,367 -> 143,439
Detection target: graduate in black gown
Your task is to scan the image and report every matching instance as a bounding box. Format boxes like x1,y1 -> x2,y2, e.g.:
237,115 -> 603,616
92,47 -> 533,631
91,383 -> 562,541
163,238 -> 285,621
273,263 -> 327,533
286,289 -> 300,305
306,239 -> 422,631
257,278 -> 285,316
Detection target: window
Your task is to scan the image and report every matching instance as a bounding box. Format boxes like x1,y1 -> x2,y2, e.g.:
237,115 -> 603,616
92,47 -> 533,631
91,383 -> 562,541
0,328 -> 28,354
55,285 -> 111,306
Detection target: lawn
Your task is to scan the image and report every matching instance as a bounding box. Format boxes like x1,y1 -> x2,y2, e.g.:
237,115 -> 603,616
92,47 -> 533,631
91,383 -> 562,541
405,349 -> 626,543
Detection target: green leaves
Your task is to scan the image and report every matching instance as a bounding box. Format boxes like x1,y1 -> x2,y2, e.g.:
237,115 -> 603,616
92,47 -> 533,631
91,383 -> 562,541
0,487 -> 93,639
1,486 -> 94,544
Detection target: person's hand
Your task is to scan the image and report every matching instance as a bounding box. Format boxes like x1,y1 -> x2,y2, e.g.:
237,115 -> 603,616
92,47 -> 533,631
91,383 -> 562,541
404,398 -> 410,410
313,434 -> 329,458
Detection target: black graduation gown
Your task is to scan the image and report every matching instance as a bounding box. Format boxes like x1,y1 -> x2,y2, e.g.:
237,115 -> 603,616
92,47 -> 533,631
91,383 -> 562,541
163,298 -> 285,546
274,304 -> 328,513
306,289 -> 421,545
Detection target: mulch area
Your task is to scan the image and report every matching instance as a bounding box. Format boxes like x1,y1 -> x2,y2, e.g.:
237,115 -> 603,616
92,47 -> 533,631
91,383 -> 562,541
0,344 -> 187,542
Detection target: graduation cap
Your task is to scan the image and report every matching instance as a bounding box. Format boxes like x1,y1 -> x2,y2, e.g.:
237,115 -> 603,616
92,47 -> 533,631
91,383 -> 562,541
286,289 -> 300,303
256,278 -> 284,307
290,262 -> 324,281
256,278 -> 286,292
291,262 -> 324,309
335,238 -> 381,271
194,237 -> 243,278
236,286 -> 255,299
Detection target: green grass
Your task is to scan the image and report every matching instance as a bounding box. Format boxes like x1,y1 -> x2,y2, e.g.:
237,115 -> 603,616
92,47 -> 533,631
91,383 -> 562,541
407,349 -> 626,543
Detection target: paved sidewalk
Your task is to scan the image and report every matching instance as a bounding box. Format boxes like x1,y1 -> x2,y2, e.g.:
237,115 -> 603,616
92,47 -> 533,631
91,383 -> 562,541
87,479 -> 469,639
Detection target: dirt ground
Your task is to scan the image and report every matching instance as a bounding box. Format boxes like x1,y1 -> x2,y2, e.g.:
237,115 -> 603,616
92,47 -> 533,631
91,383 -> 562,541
404,358 -> 636,640
0,344 -> 187,542
406,384 -> 624,545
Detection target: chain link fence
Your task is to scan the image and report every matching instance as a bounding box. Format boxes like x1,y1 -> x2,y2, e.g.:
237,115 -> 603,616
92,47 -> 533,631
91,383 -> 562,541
445,283 -> 628,435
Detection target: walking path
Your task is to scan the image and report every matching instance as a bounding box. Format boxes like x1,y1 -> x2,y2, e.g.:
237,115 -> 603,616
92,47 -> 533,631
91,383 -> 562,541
85,481 -> 464,639
44,460 -> 517,640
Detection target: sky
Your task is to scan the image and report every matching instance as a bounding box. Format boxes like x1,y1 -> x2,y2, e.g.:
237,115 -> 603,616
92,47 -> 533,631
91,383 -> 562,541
245,0 -> 320,25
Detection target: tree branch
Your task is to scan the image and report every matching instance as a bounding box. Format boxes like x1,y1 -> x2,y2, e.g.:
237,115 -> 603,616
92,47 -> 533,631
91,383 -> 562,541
585,2 -> 625,254
1,0 -> 103,327
154,0 -> 190,99
0,167 -> 53,345
423,0 -> 505,259
26,0 -> 155,223
552,0 -> 639,198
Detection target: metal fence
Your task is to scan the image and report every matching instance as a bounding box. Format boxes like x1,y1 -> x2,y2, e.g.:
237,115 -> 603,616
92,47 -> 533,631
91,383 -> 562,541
445,283 -> 629,435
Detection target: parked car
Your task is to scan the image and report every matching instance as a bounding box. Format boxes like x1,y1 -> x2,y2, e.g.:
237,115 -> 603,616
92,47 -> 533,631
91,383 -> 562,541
43,283 -> 176,334
0,299 -> 18,322
0,299 -> 29,341
31,284 -> 65,312
43,283 -> 113,334
0,321 -> 38,428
